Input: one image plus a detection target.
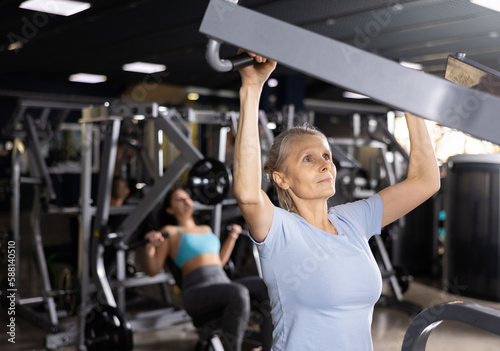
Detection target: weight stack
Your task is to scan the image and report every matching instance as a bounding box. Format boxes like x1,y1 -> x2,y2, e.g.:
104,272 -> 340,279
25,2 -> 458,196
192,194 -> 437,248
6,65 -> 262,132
445,153 -> 500,301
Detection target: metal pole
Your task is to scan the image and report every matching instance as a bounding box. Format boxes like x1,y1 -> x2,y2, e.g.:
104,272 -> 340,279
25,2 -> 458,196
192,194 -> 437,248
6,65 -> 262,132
31,183 -> 59,326
91,118 -> 121,308
78,119 -> 94,351
25,115 -> 56,201
11,140 -> 22,299
116,249 -> 126,312
213,127 -> 229,237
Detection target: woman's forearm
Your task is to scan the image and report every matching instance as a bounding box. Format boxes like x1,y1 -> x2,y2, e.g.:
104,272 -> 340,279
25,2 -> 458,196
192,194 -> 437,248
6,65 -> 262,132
143,230 -> 169,276
233,85 -> 264,204
143,246 -> 160,276
219,234 -> 238,265
405,113 -> 440,194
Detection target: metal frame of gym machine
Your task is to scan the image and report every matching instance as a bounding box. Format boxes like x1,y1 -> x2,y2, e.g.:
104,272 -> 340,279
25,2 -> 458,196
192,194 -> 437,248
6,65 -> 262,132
7,98 -> 103,349
78,102 -> 213,350
81,102 -> 273,350
199,0 -> 500,348
7,95 -> 272,350
8,100 -> 210,349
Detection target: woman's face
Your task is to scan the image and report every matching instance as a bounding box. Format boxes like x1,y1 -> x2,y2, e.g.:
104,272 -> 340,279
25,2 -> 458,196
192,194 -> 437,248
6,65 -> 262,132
275,134 -> 336,202
167,189 -> 194,216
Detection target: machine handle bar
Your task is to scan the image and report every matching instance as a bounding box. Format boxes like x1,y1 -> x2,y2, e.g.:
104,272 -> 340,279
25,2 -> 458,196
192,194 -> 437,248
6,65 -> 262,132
206,38 -> 256,72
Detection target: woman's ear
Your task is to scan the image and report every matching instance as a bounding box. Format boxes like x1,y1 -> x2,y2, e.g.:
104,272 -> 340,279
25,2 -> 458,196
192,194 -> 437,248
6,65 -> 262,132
166,207 -> 174,215
273,171 -> 289,190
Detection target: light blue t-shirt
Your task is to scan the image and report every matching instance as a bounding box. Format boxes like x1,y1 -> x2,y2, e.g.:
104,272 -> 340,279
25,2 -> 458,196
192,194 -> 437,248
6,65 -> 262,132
252,194 -> 383,351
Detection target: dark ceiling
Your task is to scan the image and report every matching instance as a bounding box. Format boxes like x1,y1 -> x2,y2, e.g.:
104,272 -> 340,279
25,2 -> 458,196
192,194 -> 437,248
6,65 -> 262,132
1,0 -> 500,105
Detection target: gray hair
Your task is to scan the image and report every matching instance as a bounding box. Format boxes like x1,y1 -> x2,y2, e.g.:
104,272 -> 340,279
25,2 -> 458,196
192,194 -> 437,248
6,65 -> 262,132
263,124 -> 327,212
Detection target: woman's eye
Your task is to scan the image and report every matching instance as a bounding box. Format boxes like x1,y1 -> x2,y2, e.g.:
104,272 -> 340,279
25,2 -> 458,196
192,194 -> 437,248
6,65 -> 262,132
323,154 -> 330,160
303,156 -> 310,162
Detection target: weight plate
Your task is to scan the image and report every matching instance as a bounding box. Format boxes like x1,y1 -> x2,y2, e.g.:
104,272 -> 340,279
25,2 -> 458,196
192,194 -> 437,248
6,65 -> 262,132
85,304 -> 133,351
188,158 -> 233,205
58,267 -> 80,316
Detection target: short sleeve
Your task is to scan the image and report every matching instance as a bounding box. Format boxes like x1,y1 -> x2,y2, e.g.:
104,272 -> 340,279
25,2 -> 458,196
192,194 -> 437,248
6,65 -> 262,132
329,194 -> 383,239
248,205 -> 298,257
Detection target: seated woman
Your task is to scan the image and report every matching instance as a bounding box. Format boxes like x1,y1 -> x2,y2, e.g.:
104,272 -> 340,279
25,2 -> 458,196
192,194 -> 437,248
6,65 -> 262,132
143,187 -> 272,351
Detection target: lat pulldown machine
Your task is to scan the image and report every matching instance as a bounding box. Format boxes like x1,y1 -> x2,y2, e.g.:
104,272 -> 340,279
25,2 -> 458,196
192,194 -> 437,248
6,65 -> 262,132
199,0 -> 500,146
199,0 -> 500,349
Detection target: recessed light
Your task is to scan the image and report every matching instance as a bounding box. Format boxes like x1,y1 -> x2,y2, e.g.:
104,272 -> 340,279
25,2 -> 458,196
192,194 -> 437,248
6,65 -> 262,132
69,73 -> 107,84
122,62 -> 166,74
19,0 -> 91,16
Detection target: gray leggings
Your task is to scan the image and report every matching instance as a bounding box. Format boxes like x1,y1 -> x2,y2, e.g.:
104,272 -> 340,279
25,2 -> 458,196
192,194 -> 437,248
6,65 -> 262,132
183,265 -> 272,351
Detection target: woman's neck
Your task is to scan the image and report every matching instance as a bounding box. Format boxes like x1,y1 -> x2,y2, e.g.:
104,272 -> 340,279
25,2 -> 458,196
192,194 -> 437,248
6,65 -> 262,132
294,199 -> 337,235
175,215 -> 197,229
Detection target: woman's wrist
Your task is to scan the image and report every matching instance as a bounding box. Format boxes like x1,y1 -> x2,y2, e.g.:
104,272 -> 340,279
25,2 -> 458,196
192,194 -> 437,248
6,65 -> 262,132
240,83 -> 263,94
229,232 -> 240,240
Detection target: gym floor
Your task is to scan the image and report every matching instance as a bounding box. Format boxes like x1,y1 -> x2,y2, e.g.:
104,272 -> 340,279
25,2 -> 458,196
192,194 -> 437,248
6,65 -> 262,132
2,214 -> 500,351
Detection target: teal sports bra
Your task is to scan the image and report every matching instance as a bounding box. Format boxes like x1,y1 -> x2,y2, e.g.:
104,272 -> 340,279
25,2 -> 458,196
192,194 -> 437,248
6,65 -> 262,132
173,227 -> 221,268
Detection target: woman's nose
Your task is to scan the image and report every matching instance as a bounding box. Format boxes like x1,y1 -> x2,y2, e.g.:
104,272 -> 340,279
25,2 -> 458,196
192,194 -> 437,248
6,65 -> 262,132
319,159 -> 329,171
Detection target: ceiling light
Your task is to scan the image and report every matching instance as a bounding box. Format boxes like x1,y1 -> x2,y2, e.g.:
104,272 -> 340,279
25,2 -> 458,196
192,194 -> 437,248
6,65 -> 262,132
470,0 -> 500,12
5,141 -> 14,151
122,62 -> 166,74
19,0 -> 91,16
267,122 -> 277,130
69,73 -> 107,84
187,93 -> 200,101
8,41 -> 24,51
399,61 -> 423,70
342,91 -> 369,99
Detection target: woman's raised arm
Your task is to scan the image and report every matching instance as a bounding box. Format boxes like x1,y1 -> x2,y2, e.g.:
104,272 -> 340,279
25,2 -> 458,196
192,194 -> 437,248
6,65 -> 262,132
378,112 -> 440,227
233,53 -> 277,242
143,229 -> 170,276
